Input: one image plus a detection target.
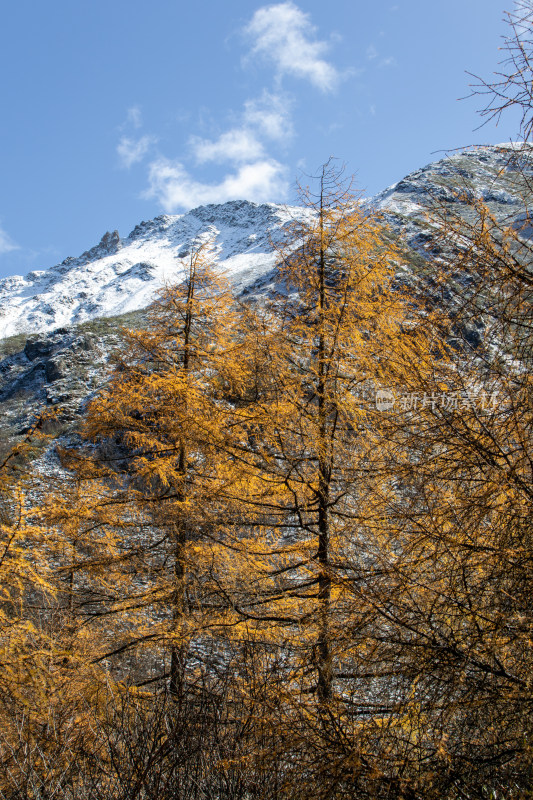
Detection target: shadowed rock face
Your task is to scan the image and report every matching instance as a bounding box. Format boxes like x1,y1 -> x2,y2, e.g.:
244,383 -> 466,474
24,338 -> 57,361
0,325 -> 109,445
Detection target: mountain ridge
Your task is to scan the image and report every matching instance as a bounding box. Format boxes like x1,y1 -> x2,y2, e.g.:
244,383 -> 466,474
1,143 -> 531,339
0,200 -> 303,339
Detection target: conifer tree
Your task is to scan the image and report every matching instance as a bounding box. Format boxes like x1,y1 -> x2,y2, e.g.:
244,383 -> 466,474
313,12 -> 533,786
222,161 -> 426,729
0,427 -> 56,704
50,238 -> 246,693
362,174 -> 533,797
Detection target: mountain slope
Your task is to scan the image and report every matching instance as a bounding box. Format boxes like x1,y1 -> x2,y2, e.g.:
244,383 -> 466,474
375,142 -> 533,245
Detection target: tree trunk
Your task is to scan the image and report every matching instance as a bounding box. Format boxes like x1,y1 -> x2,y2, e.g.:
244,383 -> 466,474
316,179 -> 332,708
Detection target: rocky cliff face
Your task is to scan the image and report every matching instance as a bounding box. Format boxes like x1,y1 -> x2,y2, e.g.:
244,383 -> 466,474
0,318 -> 127,458
378,142 -> 533,212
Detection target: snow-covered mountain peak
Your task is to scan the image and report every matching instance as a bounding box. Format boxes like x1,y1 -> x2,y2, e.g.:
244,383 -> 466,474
1,145 -> 532,340
0,200 -> 303,339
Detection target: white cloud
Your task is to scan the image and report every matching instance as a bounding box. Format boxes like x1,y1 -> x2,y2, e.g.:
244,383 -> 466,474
366,44 -> 378,60
191,129 -> 265,164
245,2 -> 340,92
117,135 -> 157,169
127,106 -> 143,128
0,226 -> 19,255
243,91 -> 293,141
188,92 -> 292,167
144,157 -> 289,211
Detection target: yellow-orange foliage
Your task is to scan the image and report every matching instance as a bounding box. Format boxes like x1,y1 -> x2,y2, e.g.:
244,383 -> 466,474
211,161 -> 433,721
50,238 -> 252,693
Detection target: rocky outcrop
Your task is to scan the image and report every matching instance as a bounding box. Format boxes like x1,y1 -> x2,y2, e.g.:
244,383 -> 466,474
0,325 -> 108,443
78,230 -> 121,263
374,143 -> 533,253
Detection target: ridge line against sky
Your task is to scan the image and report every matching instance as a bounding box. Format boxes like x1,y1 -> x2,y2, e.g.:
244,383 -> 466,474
0,0 -> 521,280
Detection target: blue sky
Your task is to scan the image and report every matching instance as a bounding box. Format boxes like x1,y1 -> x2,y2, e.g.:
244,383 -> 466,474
0,0 -> 521,279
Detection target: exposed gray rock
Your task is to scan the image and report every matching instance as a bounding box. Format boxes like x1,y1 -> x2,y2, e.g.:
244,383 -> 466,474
78,230 -> 121,263
24,338 -> 55,361
45,357 -> 69,382
72,333 -> 97,352
0,322 -> 116,451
